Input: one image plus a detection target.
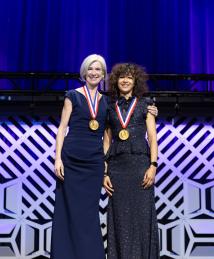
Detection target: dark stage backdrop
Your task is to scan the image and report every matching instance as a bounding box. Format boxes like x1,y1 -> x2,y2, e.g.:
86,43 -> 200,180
0,0 -> 214,79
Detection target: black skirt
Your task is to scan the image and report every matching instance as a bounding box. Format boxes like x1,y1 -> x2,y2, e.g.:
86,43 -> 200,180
107,153 -> 159,259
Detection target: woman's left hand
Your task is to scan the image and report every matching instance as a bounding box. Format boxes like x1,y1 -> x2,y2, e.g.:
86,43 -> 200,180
103,176 -> 114,196
148,105 -> 158,117
142,166 -> 156,189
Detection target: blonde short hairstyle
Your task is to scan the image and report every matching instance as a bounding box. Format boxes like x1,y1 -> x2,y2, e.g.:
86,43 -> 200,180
80,54 -> 107,81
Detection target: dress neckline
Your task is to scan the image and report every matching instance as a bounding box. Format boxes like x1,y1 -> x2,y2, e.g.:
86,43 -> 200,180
74,89 -> 103,102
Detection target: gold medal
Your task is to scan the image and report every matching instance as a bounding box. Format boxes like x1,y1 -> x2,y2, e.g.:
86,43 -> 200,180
89,119 -> 99,131
119,129 -> 129,140
83,85 -> 100,132
115,97 -> 137,141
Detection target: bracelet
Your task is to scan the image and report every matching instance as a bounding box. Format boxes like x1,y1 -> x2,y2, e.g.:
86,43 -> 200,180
150,161 -> 158,167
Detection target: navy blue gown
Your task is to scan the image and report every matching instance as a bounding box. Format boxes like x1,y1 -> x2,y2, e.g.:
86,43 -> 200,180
51,90 -> 108,259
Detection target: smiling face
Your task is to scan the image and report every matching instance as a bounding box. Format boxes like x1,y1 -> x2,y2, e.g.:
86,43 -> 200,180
117,74 -> 135,96
85,61 -> 104,88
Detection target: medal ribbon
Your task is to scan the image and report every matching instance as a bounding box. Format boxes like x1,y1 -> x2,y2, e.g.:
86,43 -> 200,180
83,85 -> 99,119
115,97 -> 138,128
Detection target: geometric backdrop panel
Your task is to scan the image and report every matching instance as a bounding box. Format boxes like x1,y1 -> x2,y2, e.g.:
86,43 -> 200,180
0,115 -> 214,258
156,116 -> 214,259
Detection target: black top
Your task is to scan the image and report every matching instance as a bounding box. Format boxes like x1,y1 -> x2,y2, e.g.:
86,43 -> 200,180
106,97 -> 152,160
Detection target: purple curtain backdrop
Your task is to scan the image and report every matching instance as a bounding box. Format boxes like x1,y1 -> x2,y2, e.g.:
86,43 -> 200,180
0,0 -> 214,89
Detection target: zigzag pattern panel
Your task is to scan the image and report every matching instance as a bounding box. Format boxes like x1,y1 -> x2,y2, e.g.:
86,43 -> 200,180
0,115 -> 214,259
156,116 -> 214,259
0,116 -> 58,259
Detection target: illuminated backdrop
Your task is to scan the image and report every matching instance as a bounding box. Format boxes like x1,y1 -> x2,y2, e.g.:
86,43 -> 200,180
0,115 -> 213,258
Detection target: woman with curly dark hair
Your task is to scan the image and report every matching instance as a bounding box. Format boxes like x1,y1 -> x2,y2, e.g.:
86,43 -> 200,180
108,63 -> 149,100
103,63 -> 159,258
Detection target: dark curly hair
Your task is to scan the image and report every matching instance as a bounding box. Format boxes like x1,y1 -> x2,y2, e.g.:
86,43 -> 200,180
108,63 -> 148,101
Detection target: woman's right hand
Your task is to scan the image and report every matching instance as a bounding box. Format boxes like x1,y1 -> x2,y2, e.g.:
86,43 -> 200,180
54,159 -> 64,181
148,105 -> 158,117
103,176 -> 114,196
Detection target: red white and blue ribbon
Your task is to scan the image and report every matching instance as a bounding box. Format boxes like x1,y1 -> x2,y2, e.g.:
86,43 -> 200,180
83,85 -> 99,119
115,97 -> 138,128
